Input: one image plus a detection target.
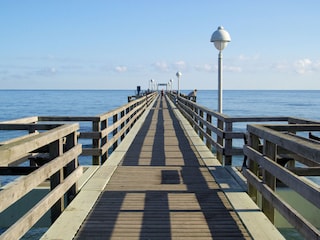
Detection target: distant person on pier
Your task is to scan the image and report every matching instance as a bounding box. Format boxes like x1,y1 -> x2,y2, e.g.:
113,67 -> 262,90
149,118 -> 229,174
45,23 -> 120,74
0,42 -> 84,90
188,89 -> 197,97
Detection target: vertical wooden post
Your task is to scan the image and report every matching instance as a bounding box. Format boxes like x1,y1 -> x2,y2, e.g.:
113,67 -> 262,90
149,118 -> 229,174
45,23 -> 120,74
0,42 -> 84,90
206,113 -> 212,150
130,104 -> 134,129
193,106 -> 197,130
199,110 -> 204,140
64,132 -> 78,204
92,120 -> 101,165
263,140 -> 276,223
217,118 -> 224,164
113,113 -> 118,150
120,110 -> 125,141
248,133 -> 260,202
101,119 -> 108,164
28,127 -> 38,167
49,139 -> 64,223
126,107 -> 130,134
224,121 -> 233,165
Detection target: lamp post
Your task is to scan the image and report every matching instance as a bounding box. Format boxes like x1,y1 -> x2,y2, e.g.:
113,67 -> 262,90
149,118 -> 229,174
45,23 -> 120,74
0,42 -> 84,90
210,26 -> 231,113
150,79 -> 154,91
169,79 -> 173,92
176,72 -> 182,96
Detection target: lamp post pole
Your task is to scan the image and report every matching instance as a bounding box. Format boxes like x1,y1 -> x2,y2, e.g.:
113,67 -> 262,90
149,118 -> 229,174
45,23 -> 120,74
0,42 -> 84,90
176,72 -> 182,96
218,51 -> 223,113
211,26 -> 231,113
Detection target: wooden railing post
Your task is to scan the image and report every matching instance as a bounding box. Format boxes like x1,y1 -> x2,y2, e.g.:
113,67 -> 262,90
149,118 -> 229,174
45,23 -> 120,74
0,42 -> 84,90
126,107 -> 130,134
192,105 -> 197,130
64,132 -> 78,204
206,113 -> 212,150
120,110 -> 125,141
224,121 -> 233,165
49,138 -> 64,223
262,140 -> 277,223
199,110 -> 204,140
217,119 -> 224,164
113,113 -> 118,150
101,119 -> 108,164
92,120 -> 101,165
248,133 -> 260,202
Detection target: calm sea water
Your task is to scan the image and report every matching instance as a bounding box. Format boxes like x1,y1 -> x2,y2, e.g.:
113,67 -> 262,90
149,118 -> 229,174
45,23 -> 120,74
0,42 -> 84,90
1,89 -> 319,173
0,89 -> 319,239
0,89 -> 319,120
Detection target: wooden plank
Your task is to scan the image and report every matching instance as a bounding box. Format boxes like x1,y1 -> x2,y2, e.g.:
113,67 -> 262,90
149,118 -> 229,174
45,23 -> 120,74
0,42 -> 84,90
0,132 -> 39,145
0,123 -> 61,131
73,96 -> 251,240
247,124 -> 320,164
0,116 -> 39,124
38,116 -> 100,122
0,124 -> 79,166
42,96 -> 159,240
0,167 -> 82,240
244,145 -> 320,209
244,169 -> 320,240
0,145 -> 82,212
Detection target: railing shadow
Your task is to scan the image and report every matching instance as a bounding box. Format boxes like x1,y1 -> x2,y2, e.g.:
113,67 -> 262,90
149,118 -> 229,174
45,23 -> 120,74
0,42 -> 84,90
75,96 -> 249,239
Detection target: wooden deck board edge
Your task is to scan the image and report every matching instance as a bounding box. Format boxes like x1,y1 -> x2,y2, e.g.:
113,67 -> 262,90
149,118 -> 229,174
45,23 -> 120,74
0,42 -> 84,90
40,96 -> 158,240
166,95 -> 285,240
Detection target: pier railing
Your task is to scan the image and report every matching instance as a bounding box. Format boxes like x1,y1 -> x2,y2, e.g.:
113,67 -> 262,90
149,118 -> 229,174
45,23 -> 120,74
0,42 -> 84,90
169,92 -> 319,165
2,92 -> 157,166
0,122 -> 81,239
0,92 -> 157,238
243,123 -> 320,239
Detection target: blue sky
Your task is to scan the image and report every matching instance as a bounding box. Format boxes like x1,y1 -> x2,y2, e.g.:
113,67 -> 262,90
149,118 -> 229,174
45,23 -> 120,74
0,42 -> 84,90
0,0 -> 320,90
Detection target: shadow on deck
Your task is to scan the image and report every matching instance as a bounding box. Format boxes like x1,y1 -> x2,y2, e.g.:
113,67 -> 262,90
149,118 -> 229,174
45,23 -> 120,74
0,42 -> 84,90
74,96 -> 250,239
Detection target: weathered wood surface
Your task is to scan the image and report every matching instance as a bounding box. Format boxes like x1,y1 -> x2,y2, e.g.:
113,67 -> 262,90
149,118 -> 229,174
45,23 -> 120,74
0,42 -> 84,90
244,122 -> 320,239
74,96 -> 251,239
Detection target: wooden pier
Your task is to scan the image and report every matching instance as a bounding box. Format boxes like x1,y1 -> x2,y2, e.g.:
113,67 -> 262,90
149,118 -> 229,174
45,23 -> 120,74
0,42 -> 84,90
1,92 -> 319,239
74,96 -> 250,239
41,95 -> 282,240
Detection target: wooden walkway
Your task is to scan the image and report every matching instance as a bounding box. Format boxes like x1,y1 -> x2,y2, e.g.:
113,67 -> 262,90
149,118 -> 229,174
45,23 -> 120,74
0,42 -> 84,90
74,96 -> 251,239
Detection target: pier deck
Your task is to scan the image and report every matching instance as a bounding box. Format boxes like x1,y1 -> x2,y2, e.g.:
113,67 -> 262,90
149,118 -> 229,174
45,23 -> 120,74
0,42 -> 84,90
42,95 -> 284,240
73,96 -> 250,239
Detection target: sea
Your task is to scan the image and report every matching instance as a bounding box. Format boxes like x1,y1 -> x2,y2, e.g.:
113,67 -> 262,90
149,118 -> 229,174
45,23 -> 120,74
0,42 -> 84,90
0,89 -> 319,239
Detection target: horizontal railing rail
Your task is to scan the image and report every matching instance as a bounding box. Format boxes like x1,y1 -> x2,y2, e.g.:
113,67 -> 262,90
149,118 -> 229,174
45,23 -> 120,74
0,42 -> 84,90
0,123 -> 81,240
1,92 -> 157,166
0,92 -> 157,239
243,123 -> 320,239
168,92 -> 320,165
167,91 -> 320,238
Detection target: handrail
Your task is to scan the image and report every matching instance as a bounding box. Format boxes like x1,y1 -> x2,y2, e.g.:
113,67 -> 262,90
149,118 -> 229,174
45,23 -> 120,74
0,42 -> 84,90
0,123 -> 81,240
243,123 -> 320,239
168,92 -> 320,165
0,92 -> 157,239
5,92 -> 158,165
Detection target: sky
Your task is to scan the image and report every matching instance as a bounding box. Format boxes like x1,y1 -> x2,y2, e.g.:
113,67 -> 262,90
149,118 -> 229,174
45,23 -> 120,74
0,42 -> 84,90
0,0 -> 320,90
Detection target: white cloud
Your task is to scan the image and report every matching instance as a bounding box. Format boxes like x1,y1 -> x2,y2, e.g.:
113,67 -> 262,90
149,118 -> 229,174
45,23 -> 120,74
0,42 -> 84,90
224,66 -> 242,73
194,63 -> 241,73
194,64 -> 213,72
294,58 -> 314,74
153,60 -> 187,72
272,58 -> 320,75
153,61 -> 169,72
114,66 -> 127,73
173,60 -> 187,70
